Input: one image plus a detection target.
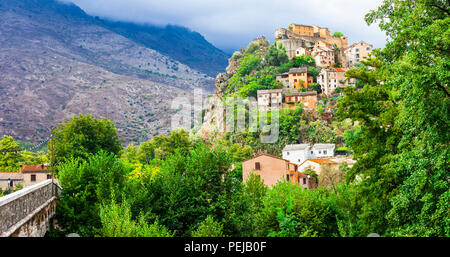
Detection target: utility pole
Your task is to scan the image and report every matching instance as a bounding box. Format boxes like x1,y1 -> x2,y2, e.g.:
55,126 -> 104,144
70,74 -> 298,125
50,127 -> 55,196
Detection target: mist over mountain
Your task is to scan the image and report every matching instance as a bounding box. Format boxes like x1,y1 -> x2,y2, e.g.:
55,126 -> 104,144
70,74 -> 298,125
0,0 -> 229,146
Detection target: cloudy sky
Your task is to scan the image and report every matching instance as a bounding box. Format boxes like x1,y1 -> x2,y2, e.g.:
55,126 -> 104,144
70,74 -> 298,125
64,0 -> 387,53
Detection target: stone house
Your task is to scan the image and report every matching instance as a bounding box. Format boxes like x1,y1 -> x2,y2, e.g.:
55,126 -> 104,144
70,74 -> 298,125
276,73 -> 289,88
288,67 -> 314,89
242,154 -> 317,189
317,67 -> 355,96
285,91 -> 318,110
345,41 -> 373,67
257,89 -> 283,111
20,165 -> 52,188
311,45 -> 335,68
288,24 -> 314,37
0,173 -> 23,191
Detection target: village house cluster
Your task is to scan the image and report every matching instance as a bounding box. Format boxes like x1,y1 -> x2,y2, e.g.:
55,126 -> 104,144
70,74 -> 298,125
256,23 -> 373,111
249,23 -> 365,188
242,144 -> 355,188
0,164 -> 52,191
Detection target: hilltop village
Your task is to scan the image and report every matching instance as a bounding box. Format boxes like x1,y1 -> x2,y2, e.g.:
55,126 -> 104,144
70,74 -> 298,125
259,23 -> 373,111
204,23 -> 374,188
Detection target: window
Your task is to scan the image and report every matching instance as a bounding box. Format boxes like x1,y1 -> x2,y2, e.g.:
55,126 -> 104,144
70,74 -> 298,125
10,180 -> 13,187
311,151 -> 314,154
356,54 -> 360,58
303,178 -> 307,184
47,174 -> 52,179
255,162 -> 261,170
31,174 -> 36,182
324,150 -> 327,155
286,174 -> 290,181
366,47 -> 370,51
355,48 -> 359,52
319,151 -> 322,154
298,159 -> 301,163
286,152 -> 289,155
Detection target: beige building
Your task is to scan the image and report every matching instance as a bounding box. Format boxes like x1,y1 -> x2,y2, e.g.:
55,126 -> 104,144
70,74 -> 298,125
289,24 -> 314,37
285,91 -> 318,110
0,173 -> 23,191
297,158 -> 339,175
317,67 -> 355,96
257,89 -> 283,111
276,67 -> 314,90
345,41 -> 373,67
311,45 -> 335,68
21,165 -> 52,188
311,25 -> 349,49
242,154 -> 317,189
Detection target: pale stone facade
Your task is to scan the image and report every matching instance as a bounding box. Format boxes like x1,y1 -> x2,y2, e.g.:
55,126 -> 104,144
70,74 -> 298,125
317,67 -> 356,96
257,89 -> 283,111
242,154 -> 316,189
345,41 -> 373,67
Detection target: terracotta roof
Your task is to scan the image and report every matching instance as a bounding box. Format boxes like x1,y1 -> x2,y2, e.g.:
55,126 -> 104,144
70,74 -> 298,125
300,159 -> 338,166
21,164 -> 49,173
332,67 -> 348,72
0,173 -> 24,180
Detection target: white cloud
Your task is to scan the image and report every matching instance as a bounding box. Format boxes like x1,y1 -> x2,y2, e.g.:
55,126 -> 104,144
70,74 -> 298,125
66,0 -> 387,52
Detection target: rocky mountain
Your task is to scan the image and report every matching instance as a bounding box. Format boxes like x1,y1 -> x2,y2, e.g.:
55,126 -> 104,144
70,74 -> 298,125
0,0 -> 229,146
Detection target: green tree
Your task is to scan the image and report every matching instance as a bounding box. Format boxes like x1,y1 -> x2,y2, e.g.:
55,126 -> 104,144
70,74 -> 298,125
191,215 -> 226,237
0,135 -> 24,172
99,200 -> 173,237
332,31 -> 344,37
52,114 -> 123,164
336,0 -> 449,236
56,151 -> 130,236
264,44 -> 289,67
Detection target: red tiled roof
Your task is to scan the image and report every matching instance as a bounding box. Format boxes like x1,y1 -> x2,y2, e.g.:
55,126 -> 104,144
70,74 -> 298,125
299,158 -> 338,166
333,67 -> 348,72
21,165 -> 49,173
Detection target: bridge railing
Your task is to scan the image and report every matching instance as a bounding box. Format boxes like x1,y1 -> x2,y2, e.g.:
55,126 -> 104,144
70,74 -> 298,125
0,179 -> 61,237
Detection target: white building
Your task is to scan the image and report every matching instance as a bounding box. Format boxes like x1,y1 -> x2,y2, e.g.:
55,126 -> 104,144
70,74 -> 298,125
282,143 -> 336,165
282,144 -> 311,165
310,144 -> 335,158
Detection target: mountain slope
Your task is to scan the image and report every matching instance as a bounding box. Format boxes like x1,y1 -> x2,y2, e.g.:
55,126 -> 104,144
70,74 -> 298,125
98,20 -> 230,77
0,0 -> 224,145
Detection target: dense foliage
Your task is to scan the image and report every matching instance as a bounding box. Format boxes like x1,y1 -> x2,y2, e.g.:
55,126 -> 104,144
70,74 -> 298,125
52,114 -> 123,165
44,0 -> 450,238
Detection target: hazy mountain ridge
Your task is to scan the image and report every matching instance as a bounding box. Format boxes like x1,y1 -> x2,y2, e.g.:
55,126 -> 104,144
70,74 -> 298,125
0,0 -> 227,145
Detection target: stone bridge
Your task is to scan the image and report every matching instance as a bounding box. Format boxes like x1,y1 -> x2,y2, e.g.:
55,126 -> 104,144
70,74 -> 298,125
0,180 -> 61,237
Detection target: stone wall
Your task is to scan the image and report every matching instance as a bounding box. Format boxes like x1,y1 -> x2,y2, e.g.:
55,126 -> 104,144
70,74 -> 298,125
0,180 -> 60,237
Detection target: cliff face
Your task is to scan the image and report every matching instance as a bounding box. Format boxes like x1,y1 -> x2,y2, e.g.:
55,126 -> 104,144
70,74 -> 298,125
0,0 -> 226,145
197,37 -> 271,140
